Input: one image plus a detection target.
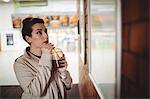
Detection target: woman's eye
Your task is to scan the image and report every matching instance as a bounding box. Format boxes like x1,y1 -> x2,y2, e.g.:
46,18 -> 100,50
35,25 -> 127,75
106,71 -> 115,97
45,29 -> 47,34
36,31 -> 42,35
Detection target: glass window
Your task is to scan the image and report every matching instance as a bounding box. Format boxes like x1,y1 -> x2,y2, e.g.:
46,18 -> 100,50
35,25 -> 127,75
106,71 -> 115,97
89,0 -> 121,98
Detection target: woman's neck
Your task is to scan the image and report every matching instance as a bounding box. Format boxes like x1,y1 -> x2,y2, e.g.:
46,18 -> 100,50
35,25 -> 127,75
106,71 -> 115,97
30,47 -> 42,56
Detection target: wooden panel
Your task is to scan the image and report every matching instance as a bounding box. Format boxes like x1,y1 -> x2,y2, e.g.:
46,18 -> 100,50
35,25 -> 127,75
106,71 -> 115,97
79,60 -> 100,99
122,24 -> 130,50
130,21 -> 148,53
122,0 -> 148,22
121,0 -> 149,98
137,57 -> 149,97
122,52 -> 137,82
121,75 -> 140,98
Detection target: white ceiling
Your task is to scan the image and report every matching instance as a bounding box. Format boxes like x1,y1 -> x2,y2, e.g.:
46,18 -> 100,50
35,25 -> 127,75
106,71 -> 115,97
2,0 -> 77,15
0,0 -> 12,3
0,0 -> 74,3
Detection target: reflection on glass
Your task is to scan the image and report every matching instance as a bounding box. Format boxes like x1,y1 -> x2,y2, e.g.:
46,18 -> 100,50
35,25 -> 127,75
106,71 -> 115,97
90,0 -> 116,98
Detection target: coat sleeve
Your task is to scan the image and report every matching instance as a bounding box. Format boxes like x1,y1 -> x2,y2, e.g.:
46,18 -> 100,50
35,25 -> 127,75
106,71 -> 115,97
58,70 -> 73,90
14,52 -> 52,97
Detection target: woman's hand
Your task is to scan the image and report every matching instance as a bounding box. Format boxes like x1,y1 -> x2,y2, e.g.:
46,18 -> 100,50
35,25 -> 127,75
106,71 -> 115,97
58,55 -> 68,71
41,43 -> 55,53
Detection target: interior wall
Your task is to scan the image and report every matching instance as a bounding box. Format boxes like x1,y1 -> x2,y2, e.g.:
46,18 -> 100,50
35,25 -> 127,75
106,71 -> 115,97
0,3 -> 14,30
121,0 -> 149,98
0,3 -> 29,51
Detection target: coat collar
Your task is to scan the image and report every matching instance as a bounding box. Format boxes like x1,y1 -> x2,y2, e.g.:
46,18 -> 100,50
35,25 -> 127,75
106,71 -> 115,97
24,47 -> 40,61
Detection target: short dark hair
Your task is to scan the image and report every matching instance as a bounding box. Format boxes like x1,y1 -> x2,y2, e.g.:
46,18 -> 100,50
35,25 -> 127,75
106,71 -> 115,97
21,17 -> 44,43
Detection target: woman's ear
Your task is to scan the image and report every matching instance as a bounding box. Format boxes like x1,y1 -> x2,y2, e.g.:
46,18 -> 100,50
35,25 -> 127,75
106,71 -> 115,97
25,36 -> 32,44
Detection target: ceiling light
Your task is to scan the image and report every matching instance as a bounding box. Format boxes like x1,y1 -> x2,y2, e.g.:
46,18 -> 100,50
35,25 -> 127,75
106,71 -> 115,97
3,0 -> 10,2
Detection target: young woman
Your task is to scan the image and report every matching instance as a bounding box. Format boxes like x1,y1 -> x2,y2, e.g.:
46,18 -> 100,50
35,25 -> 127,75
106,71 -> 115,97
13,17 -> 72,99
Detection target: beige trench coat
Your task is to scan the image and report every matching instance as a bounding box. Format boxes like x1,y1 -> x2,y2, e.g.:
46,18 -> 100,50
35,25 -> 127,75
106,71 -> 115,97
13,47 -> 72,99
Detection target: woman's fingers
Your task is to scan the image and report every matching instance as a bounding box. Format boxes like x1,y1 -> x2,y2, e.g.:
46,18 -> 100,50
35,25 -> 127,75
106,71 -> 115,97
41,43 -> 55,52
47,43 -> 55,51
58,57 -> 68,68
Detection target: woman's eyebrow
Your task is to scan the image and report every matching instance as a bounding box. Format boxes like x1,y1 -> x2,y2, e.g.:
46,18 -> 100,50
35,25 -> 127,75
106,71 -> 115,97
32,28 -> 42,31
37,28 -> 46,30
33,28 -> 46,32
36,29 -> 42,31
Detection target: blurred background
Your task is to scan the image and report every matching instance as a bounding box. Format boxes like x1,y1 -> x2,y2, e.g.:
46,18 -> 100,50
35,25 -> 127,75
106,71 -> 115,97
0,0 -> 149,99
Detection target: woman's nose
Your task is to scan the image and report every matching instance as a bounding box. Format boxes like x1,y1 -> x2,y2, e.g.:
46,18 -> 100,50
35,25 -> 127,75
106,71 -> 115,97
43,32 -> 48,39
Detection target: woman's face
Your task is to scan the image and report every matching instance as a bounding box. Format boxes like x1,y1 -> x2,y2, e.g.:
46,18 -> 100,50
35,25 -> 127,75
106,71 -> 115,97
29,23 -> 48,48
